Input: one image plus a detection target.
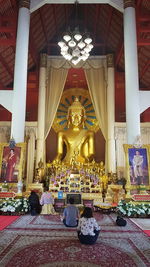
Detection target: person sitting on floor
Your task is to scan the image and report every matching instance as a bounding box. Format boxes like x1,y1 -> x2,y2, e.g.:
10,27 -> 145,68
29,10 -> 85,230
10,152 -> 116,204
77,207 -> 100,245
62,197 -> 79,227
28,191 -> 41,216
116,216 -> 127,226
40,186 -> 56,215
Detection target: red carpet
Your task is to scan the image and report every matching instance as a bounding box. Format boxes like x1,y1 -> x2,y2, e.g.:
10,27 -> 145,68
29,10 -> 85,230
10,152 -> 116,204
143,230 -> 150,237
0,215 -> 19,231
0,213 -> 149,267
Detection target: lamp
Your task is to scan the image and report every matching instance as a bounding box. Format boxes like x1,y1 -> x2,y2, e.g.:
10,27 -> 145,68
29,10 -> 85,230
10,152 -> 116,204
58,2 -> 93,65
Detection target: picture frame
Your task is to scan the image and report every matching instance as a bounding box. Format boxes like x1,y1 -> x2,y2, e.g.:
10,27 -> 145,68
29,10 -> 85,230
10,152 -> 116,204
123,144 -> 150,193
0,143 -> 26,184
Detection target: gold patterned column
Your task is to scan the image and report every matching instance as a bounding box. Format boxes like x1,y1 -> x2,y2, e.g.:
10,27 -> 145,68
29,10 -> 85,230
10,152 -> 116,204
19,0 -> 30,9
107,54 -> 116,173
124,0 -> 135,9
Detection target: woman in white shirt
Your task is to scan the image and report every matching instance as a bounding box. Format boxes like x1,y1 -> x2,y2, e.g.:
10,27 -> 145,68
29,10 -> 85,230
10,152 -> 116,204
77,207 -> 100,245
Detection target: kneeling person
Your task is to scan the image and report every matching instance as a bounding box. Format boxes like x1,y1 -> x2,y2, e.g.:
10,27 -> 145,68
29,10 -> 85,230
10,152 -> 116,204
63,197 -> 79,227
77,207 -> 100,245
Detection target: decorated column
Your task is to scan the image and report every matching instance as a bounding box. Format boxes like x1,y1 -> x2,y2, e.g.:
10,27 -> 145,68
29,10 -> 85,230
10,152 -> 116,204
36,54 -> 47,167
107,54 -> 116,173
124,0 -> 140,144
11,0 -> 30,143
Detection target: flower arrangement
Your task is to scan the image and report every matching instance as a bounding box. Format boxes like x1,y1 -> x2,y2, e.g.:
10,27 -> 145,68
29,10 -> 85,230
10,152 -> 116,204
0,197 -> 29,214
117,200 -> 150,217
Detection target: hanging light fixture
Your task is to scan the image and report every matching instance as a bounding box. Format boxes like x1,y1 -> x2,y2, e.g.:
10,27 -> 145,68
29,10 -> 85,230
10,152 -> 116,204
58,1 -> 93,65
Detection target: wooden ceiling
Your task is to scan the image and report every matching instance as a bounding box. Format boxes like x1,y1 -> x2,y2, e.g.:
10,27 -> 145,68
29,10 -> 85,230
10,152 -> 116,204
0,0 -> 150,122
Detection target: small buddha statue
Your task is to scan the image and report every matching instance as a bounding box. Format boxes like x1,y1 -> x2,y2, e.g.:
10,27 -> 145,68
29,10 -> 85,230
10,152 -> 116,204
98,161 -> 105,176
35,159 -> 45,183
55,97 -> 95,164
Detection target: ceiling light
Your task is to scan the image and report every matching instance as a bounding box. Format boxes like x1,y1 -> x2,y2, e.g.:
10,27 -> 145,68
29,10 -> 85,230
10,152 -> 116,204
63,34 -> 71,42
58,29 -> 93,65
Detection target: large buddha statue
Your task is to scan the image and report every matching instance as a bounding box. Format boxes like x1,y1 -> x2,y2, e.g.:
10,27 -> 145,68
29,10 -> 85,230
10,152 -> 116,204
55,97 -> 95,164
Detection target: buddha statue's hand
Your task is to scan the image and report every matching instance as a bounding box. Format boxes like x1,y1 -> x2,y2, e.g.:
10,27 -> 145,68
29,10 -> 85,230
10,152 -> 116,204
53,154 -> 62,163
87,155 -> 94,162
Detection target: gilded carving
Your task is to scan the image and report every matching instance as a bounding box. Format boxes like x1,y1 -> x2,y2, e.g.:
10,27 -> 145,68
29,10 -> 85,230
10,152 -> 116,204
107,54 -> 114,68
19,0 -> 30,9
40,54 -> 47,68
114,127 -> 127,140
124,0 -> 135,9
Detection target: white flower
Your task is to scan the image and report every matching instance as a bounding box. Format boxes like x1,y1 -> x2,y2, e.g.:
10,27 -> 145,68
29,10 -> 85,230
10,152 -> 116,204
10,207 -> 15,212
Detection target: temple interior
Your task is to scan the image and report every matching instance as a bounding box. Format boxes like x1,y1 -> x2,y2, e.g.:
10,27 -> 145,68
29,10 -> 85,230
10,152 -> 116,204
0,2 -> 150,266
0,0 -> 150,214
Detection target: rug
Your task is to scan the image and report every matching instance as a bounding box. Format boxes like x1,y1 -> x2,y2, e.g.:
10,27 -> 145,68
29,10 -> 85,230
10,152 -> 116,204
143,230 -> 150,237
0,213 -> 149,267
0,216 -> 19,231
130,218 -> 150,237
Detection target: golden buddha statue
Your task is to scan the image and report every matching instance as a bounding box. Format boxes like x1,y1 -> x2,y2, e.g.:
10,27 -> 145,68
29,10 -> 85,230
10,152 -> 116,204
55,97 -> 95,164
35,159 -> 45,183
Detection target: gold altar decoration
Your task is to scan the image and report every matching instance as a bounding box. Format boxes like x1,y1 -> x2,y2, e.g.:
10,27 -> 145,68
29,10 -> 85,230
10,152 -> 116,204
105,184 -> 125,204
52,88 -> 99,133
48,96 -> 109,198
46,159 -> 105,194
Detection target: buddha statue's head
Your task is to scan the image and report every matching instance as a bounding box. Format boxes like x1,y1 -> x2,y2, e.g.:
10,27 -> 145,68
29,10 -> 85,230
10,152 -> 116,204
67,97 -> 86,128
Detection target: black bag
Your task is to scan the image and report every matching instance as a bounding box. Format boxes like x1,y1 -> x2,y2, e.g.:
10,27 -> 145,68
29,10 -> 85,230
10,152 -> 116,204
116,216 -> 127,226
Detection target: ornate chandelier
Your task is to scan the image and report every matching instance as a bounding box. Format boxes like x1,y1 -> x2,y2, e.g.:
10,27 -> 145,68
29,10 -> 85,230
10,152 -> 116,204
58,27 -> 93,65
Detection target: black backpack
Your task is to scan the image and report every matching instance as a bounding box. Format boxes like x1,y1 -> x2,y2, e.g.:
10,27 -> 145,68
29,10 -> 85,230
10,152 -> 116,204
116,216 -> 127,226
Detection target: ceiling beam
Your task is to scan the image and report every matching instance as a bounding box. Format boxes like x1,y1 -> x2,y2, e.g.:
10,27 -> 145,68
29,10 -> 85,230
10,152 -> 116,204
139,16 -> 150,22
136,0 -> 142,8
115,42 -> 123,66
29,39 -> 39,67
29,27 -> 39,66
52,4 -> 58,37
30,0 -> 124,13
10,0 -> 18,12
140,87 -> 150,91
64,5 -> 69,29
0,53 -> 13,79
0,38 -> 16,46
103,6 -> 113,54
0,15 -> 17,23
0,80 -> 6,89
139,27 -> 150,33
84,4 -> 88,32
93,5 -> 101,43
0,26 -> 16,33
39,9 -> 48,43
0,86 -> 13,90
138,39 -> 150,46
140,60 -> 150,80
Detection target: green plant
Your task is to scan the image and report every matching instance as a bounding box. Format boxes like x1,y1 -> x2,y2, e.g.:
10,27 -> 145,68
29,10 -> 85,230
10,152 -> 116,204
117,200 -> 150,217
